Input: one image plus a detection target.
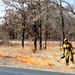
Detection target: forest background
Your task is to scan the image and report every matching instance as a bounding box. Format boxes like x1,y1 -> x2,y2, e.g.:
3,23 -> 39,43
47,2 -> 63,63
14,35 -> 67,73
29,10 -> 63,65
0,0 -> 75,48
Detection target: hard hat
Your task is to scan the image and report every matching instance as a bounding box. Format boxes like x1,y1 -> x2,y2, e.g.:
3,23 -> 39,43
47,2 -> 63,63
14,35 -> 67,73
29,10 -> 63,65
64,38 -> 68,41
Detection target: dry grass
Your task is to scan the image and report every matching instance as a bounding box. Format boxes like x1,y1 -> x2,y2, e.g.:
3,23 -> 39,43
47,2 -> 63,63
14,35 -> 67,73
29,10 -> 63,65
0,41 -> 75,74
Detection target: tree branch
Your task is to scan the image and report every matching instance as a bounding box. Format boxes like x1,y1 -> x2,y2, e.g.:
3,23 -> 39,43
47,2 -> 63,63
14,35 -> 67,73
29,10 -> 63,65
51,1 -> 75,15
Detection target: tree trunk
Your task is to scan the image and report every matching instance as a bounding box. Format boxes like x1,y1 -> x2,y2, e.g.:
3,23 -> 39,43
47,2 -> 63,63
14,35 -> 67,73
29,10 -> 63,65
33,24 -> 37,52
45,25 -> 47,49
39,0 -> 42,50
22,28 -> 25,47
39,20 -> 42,50
33,5 -> 37,52
21,13 -> 25,48
61,13 -> 65,44
44,0 -> 49,49
60,0 -> 65,44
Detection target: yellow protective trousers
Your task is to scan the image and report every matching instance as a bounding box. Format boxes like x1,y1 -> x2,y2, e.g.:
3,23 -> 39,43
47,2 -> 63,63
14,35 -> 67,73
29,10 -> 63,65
65,52 -> 74,66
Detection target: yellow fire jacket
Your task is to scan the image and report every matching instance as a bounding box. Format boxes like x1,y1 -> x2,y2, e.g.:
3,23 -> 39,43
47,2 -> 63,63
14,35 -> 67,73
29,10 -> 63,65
62,42 -> 74,55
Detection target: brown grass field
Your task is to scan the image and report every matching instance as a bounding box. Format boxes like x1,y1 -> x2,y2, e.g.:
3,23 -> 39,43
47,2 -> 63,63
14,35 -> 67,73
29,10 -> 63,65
0,41 -> 75,74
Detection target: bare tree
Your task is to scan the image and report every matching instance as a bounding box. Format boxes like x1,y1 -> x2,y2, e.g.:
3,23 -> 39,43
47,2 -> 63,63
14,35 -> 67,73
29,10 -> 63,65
2,0 -> 30,47
59,0 -> 65,44
38,0 -> 42,50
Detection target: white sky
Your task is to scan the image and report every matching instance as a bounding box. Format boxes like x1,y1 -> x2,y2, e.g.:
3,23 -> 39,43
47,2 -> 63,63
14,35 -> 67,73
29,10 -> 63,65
0,0 -> 6,17
0,0 -> 75,24
0,0 -> 6,24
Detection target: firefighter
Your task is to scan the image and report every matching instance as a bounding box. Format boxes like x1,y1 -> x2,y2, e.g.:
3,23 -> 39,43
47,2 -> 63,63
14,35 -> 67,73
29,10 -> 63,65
62,38 -> 74,66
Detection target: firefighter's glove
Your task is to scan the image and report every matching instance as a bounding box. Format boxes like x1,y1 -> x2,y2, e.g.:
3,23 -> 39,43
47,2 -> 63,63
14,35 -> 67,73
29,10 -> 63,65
71,51 -> 74,55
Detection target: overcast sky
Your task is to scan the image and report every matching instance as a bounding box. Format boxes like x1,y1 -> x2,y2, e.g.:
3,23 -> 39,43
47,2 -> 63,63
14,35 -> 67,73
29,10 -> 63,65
0,0 -> 75,24
0,0 -> 6,17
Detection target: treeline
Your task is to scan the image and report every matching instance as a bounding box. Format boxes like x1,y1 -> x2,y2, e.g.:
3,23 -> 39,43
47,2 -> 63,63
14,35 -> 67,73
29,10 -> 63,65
0,0 -> 75,50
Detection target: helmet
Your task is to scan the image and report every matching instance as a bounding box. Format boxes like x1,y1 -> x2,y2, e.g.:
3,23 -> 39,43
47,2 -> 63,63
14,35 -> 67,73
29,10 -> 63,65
64,38 -> 68,42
